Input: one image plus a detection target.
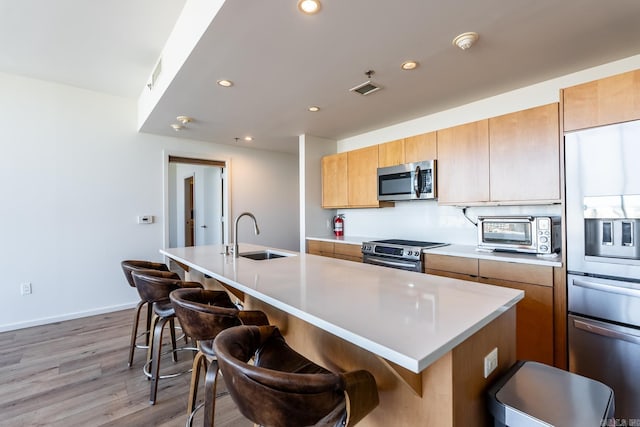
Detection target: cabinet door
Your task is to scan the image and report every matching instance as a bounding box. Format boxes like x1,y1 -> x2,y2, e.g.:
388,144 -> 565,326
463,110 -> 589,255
479,260 -> 554,365
378,139 -> 405,168
424,254 -> 478,280
321,153 -> 348,208
489,103 -> 560,202
404,132 -> 437,163
563,69 -> 640,132
347,145 -> 379,207
307,240 -> 334,257
333,242 -> 362,262
437,120 -> 490,204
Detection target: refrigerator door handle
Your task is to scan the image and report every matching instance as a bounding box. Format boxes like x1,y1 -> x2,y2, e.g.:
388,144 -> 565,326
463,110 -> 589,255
573,318 -> 640,345
573,277 -> 640,298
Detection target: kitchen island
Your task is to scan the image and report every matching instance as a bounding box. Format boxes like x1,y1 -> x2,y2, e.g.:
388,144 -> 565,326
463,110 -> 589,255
161,244 -> 524,426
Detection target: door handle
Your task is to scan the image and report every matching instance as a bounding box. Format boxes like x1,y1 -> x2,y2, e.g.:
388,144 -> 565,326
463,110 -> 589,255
573,318 -> 640,345
200,225 -> 207,228
572,277 -> 640,298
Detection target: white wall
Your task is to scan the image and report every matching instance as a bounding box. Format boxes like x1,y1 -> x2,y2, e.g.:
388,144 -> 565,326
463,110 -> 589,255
299,135 -> 337,250
329,54 -> 640,244
0,72 -> 298,331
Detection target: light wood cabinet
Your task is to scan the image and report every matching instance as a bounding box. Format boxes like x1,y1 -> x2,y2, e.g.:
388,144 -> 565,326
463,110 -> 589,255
347,145 -> 379,207
321,153 -> 348,208
437,120 -> 490,204
378,139 -> 405,168
424,254 -> 555,365
306,240 -> 362,262
378,132 -> 438,168
437,104 -> 560,205
563,69 -> 640,132
489,103 -> 560,202
404,132 -> 437,163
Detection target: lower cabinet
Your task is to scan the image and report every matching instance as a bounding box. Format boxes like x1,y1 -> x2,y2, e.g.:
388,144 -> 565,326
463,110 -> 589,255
425,254 -> 555,365
307,240 -> 362,263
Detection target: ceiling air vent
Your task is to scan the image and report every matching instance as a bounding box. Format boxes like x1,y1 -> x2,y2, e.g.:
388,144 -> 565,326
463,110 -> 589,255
349,70 -> 381,96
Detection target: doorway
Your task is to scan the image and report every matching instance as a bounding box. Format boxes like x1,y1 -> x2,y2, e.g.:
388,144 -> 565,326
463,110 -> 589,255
184,176 -> 194,246
164,154 -> 230,249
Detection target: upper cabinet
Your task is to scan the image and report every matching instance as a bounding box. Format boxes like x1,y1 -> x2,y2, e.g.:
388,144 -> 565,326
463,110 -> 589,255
437,120 -> 490,204
563,69 -> 640,132
321,152 -> 348,208
322,146 -> 388,208
489,103 -> 560,202
347,145 -> 379,207
378,139 -> 405,168
404,132 -> 437,163
437,103 -> 560,205
378,132 -> 438,168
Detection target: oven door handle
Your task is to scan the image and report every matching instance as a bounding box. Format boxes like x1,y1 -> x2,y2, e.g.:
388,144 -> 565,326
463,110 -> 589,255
365,256 -> 418,270
573,318 -> 640,345
572,277 -> 640,298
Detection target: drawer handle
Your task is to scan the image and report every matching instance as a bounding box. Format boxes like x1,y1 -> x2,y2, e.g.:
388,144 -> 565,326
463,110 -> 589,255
573,318 -> 640,345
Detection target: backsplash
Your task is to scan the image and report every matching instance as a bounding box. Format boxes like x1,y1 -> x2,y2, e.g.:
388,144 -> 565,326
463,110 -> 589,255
338,202 -> 562,245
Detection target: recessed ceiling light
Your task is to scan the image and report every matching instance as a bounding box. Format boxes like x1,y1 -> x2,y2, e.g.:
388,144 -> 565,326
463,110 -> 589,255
217,79 -> 233,87
244,136 -> 253,141
452,32 -> 479,50
308,106 -> 320,112
401,61 -> 419,70
170,124 -> 184,131
176,115 -> 192,124
298,0 -> 321,14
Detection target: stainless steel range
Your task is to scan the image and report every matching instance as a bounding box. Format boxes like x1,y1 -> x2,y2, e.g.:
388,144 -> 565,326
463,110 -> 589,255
361,239 -> 448,272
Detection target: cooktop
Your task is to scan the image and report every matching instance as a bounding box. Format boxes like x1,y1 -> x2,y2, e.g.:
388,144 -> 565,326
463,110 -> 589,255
370,239 -> 448,248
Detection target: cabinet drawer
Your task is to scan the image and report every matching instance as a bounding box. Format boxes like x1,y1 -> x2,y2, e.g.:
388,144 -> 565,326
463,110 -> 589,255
334,242 -> 362,258
479,259 -> 553,287
307,240 -> 334,256
425,254 -> 478,277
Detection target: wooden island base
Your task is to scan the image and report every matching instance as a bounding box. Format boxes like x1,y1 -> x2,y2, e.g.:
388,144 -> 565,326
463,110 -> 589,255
244,296 -> 515,427
181,261 -> 518,427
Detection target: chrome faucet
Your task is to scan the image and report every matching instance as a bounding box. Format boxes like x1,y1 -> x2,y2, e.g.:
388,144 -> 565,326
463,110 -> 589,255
233,212 -> 260,257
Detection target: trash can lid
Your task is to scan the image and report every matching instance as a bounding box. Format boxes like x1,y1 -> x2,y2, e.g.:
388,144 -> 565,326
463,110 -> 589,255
491,361 -> 614,427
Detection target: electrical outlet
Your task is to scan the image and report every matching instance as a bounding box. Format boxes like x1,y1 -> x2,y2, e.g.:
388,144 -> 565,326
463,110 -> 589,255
137,215 -> 154,224
483,347 -> 498,378
20,282 -> 32,296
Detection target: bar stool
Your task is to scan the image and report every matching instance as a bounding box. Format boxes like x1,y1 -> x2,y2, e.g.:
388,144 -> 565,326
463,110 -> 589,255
170,288 -> 270,427
120,260 -> 171,367
213,325 -> 380,427
131,269 -> 202,405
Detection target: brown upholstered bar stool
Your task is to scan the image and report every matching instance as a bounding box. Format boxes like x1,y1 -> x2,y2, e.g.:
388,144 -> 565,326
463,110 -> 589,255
170,288 -> 270,427
131,269 -> 202,405
213,325 -> 379,427
120,260 -> 171,367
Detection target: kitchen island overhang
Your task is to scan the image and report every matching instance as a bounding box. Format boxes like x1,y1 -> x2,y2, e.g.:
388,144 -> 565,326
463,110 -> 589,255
161,243 -> 524,426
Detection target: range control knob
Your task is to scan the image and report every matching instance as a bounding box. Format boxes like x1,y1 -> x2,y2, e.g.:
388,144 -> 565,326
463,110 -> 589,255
540,245 -> 549,252
539,236 -> 548,243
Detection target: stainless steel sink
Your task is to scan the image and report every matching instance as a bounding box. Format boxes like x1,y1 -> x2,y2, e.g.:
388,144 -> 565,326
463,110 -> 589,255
238,250 -> 295,260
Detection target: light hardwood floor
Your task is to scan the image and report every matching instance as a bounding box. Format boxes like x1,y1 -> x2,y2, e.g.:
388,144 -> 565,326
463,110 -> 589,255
0,309 -> 252,427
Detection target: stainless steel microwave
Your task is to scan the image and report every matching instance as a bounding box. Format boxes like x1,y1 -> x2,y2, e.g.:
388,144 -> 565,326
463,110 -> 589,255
377,160 -> 436,201
477,216 -> 561,254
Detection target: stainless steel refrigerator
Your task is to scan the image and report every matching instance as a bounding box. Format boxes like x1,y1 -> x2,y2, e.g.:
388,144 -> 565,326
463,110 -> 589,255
565,119 -> 640,421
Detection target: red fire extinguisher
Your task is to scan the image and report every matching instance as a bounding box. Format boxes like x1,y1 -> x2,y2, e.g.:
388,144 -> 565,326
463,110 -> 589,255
333,214 -> 344,237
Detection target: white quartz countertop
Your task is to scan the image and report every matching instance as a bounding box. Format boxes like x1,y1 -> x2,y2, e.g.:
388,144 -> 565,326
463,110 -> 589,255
161,243 -> 523,373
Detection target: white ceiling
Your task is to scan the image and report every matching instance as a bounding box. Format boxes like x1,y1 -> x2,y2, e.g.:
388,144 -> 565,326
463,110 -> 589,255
3,0 -> 640,154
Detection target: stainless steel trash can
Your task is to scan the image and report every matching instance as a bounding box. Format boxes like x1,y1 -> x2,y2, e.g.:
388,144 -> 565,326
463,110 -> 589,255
488,361 -> 615,427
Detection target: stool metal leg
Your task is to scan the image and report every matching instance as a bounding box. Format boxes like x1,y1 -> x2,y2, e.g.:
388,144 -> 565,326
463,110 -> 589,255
149,315 -> 170,405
